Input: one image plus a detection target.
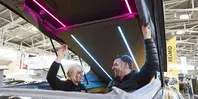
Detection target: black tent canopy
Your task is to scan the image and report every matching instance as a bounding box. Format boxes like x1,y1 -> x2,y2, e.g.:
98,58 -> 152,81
24,0 -> 137,29
0,0 -> 166,84
57,18 -> 145,82
24,0 -> 145,82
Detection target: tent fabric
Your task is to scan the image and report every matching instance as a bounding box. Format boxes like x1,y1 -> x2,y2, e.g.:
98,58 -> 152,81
57,17 -> 145,82
0,79 -> 161,99
0,0 -> 167,83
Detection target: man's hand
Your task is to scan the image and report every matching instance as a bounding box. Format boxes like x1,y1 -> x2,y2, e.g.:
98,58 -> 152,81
55,44 -> 68,63
141,24 -> 151,40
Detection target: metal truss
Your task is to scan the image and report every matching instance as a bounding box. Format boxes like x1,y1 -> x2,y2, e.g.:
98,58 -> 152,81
0,7 -> 81,61
164,0 -> 198,66
0,7 -> 60,55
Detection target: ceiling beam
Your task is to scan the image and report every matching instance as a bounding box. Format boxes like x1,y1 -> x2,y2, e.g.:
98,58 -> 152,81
0,9 -> 8,14
21,33 -> 41,42
166,21 -> 198,29
165,19 -> 198,23
165,8 -> 198,12
166,0 -> 188,9
164,0 -> 185,6
177,41 -> 197,45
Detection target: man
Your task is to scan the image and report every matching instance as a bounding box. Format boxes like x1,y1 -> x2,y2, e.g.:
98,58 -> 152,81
108,24 -> 159,92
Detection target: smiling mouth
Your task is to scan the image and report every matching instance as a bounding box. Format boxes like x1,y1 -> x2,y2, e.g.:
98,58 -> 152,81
113,70 -> 117,75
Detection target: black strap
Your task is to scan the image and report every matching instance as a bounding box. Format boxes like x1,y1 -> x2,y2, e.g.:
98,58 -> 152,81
78,55 -> 89,92
50,39 -> 67,79
78,56 -> 89,85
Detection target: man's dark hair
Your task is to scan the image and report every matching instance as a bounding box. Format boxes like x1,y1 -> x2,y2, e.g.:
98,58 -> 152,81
117,55 -> 133,69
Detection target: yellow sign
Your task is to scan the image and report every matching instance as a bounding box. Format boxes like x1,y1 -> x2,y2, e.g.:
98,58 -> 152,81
167,36 -> 177,64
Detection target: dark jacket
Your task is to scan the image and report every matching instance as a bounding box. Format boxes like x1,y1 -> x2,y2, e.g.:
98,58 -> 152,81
108,39 -> 159,92
47,61 -> 86,92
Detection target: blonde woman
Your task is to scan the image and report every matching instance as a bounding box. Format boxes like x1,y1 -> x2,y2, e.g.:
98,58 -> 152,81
47,45 -> 86,92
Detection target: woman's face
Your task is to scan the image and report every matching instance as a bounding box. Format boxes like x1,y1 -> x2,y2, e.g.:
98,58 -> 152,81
70,66 -> 83,83
75,71 -> 83,82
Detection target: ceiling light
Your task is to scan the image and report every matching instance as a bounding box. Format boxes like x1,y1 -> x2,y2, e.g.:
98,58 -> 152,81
180,14 -> 189,19
32,0 -> 66,27
176,31 -> 184,35
118,26 -> 140,71
31,26 -> 39,31
124,0 -> 132,14
71,34 -> 112,80
174,13 -> 177,18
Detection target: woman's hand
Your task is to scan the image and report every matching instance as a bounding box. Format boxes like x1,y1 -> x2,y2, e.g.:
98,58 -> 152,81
55,44 -> 68,63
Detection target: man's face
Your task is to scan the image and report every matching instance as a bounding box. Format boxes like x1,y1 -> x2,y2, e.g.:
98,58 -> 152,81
112,58 -> 126,76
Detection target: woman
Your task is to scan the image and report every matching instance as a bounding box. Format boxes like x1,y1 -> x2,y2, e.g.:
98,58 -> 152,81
47,44 -> 86,92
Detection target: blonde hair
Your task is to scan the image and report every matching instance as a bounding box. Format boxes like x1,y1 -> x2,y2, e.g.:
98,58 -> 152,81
66,63 -> 83,82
